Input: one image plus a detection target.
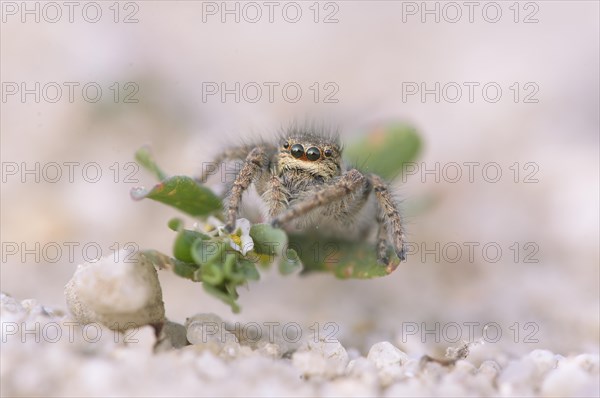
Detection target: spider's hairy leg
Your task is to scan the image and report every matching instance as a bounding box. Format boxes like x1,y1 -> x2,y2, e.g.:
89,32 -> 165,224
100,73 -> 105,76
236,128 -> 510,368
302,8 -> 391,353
271,169 -> 366,227
225,147 -> 270,233
376,213 -> 390,265
197,145 -> 256,184
262,173 -> 289,218
369,174 -> 406,261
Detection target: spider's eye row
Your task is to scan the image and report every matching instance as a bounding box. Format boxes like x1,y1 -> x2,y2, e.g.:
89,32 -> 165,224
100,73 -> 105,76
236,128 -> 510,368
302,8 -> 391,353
283,141 -> 290,149
291,144 -> 304,159
306,147 -> 321,161
324,149 -> 333,157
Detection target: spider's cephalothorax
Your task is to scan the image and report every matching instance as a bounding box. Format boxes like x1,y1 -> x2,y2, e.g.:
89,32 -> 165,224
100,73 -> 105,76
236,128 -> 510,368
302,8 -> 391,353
201,128 -> 406,263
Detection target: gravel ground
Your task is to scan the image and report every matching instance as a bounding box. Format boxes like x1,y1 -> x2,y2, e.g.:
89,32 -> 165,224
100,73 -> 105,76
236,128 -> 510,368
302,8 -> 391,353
2,292 -> 598,397
1,249 -> 598,397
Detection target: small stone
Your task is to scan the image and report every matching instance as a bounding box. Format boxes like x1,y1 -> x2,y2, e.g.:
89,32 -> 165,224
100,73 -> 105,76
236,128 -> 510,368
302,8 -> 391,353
64,250 -> 165,331
478,360 -> 502,379
367,342 -> 410,387
573,353 -> 599,373
155,321 -> 188,352
528,349 -> 560,373
292,338 -> 349,378
367,341 -> 409,369
257,342 -> 282,358
346,357 -> 379,386
185,313 -> 240,356
497,358 -> 537,396
1,292 -> 23,314
541,360 -> 597,397
220,339 -> 241,359
1,292 -> 25,323
20,299 -> 58,320
185,313 -> 225,345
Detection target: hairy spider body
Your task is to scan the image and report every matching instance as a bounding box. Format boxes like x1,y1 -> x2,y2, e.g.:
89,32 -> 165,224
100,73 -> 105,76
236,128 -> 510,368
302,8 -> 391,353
201,128 -> 406,262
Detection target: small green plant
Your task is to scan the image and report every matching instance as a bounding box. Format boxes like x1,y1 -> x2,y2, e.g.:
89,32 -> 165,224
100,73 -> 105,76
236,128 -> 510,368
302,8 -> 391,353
132,123 -> 421,312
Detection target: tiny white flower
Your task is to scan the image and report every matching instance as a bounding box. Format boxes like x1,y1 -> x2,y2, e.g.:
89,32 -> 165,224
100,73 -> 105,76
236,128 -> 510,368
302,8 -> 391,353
224,218 -> 254,256
200,216 -> 224,236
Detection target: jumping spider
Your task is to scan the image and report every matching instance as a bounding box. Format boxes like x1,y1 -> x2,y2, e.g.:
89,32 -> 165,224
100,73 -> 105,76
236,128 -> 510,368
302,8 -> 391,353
200,127 -> 406,264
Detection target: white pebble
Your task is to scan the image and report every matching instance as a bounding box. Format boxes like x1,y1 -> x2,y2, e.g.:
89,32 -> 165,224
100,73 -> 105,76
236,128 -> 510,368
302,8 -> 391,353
346,357 -> 379,386
367,341 -> 409,369
186,313 -> 225,345
528,349 -> 560,373
292,338 -> 349,378
478,360 -> 502,379
367,342 -> 410,387
257,342 -> 282,358
541,360 -> 597,397
572,353 -> 599,373
1,293 -> 29,324
64,250 -> 165,331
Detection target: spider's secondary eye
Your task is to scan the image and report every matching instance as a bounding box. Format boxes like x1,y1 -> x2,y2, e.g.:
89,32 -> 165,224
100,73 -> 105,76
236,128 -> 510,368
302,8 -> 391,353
306,147 -> 321,161
324,149 -> 333,157
291,144 -> 304,159
283,142 -> 290,149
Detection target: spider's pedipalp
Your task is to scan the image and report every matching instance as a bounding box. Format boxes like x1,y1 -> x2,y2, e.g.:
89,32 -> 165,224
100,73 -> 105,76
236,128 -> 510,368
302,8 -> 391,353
270,168 -> 367,228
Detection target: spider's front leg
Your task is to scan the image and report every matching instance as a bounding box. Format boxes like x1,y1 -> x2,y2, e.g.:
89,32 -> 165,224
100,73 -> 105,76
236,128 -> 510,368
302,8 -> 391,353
375,213 -> 390,265
369,174 -> 406,261
196,145 -> 255,184
270,169 -> 366,228
224,147 -> 270,233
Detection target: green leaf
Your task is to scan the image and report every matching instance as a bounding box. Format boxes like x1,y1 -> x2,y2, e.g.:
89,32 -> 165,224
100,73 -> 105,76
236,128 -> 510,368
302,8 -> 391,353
130,176 -> 222,217
250,223 -> 288,257
174,261 -> 201,281
344,123 -> 422,180
135,146 -> 168,181
168,218 -> 183,231
191,238 -> 227,265
201,262 -> 225,285
287,234 -> 401,279
173,229 -> 211,264
237,258 -> 260,281
203,283 -> 240,313
279,248 -> 301,275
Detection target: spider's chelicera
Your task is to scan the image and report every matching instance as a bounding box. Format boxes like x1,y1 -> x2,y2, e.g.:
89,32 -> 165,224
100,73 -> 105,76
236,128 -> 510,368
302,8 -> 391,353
200,128 -> 406,263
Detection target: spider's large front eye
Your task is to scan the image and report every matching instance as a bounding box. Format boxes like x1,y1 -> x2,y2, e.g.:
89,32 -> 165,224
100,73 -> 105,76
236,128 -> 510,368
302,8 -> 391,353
306,147 -> 321,161
291,144 -> 304,159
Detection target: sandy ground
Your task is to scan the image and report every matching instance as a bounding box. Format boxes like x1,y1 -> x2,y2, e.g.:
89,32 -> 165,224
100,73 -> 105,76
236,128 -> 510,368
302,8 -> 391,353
1,1 -> 599,396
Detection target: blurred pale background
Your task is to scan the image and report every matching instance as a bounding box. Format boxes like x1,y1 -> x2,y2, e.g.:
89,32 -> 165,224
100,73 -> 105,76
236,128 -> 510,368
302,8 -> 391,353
1,1 -> 598,359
